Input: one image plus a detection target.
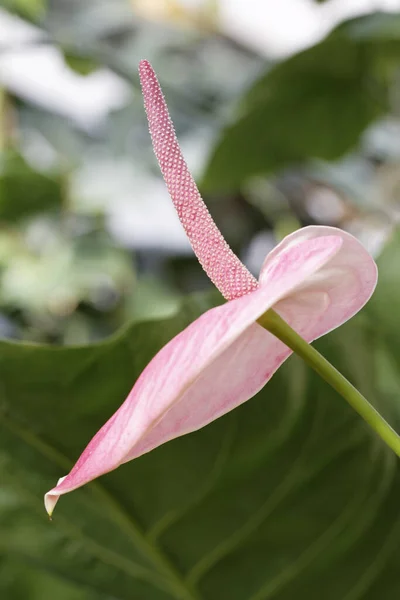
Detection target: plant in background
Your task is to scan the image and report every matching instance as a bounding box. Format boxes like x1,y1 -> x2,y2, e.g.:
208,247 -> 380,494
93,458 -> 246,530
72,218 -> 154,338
45,60 -> 399,516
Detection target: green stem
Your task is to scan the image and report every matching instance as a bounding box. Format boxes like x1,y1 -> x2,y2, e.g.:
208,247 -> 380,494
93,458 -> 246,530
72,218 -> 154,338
258,309 -> 400,458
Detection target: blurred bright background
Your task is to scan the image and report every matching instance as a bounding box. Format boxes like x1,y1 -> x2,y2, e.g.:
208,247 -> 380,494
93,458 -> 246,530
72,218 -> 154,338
3,3 -> 400,600
0,0 -> 400,344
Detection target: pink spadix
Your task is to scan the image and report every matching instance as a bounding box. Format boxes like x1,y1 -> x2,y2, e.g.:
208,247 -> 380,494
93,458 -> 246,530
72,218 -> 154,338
45,61 -> 377,516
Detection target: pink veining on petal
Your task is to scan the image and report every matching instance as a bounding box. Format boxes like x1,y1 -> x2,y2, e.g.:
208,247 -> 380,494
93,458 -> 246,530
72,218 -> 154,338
45,235 -> 345,515
138,59 -> 258,301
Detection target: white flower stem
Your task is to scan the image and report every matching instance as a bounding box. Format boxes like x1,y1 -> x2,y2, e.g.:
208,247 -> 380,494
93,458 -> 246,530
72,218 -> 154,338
258,309 -> 400,458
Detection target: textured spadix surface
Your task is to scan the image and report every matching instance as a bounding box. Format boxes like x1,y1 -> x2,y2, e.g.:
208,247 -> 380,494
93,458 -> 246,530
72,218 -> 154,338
139,59 -> 258,301
45,62 -> 377,514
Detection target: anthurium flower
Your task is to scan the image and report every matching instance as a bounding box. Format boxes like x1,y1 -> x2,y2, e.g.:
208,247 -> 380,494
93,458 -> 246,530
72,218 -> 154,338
45,61 -> 378,516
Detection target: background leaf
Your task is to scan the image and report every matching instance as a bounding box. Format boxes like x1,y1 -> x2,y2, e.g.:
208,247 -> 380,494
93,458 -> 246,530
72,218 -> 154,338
1,240 -> 400,599
0,0 -> 46,21
202,12 -> 400,192
0,152 -> 63,223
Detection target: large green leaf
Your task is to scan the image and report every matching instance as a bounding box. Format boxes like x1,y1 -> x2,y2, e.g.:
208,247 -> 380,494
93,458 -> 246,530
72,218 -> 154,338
366,230 -> 400,408
203,12 -> 400,192
367,229 -> 400,339
1,263 -> 400,599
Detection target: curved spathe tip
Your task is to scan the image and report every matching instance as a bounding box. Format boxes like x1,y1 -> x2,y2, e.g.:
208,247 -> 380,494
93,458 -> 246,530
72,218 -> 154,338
44,475 -> 66,517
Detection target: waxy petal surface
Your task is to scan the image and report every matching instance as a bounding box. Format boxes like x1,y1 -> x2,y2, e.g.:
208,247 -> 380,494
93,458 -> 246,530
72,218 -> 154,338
261,225 -> 378,340
45,234 -> 344,515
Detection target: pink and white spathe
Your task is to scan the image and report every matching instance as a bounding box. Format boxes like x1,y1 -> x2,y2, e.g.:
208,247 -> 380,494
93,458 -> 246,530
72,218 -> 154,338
45,61 -> 377,516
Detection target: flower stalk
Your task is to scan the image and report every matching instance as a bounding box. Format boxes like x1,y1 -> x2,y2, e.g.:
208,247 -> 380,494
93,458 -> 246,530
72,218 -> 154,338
259,308 -> 400,457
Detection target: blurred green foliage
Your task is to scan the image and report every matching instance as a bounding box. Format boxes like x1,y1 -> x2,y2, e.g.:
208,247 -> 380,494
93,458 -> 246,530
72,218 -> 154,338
1,0 -> 46,21
203,12 -> 400,191
0,151 -> 62,221
1,0 -> 400,598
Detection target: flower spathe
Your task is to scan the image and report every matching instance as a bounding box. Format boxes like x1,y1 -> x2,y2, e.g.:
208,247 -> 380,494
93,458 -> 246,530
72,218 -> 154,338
44,61 -> 378,516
